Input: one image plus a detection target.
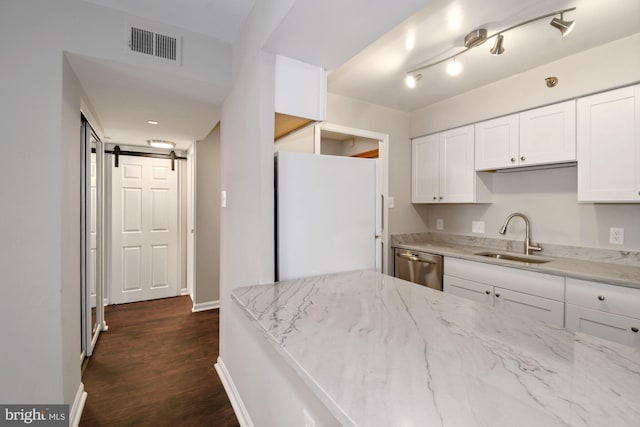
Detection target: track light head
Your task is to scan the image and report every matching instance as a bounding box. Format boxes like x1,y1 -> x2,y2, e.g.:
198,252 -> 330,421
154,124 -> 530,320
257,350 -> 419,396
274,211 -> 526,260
490,34 -> 505,55
446,58 -> 462,76
405,73 -> 422,88
550,13 -> 575,36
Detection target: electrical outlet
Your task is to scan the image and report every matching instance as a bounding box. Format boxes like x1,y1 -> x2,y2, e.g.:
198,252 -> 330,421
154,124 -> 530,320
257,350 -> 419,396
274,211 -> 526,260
436,218 -> 444,230
609,227 -> 624,245
472,221 -> 485,234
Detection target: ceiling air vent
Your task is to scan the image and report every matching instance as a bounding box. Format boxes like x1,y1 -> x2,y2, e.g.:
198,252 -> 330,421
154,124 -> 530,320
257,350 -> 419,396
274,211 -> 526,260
128,25 -> 180,64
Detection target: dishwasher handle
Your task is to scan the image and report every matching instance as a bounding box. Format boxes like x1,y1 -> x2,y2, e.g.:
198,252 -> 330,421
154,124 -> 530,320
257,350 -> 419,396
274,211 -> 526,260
396,252 -> 437,264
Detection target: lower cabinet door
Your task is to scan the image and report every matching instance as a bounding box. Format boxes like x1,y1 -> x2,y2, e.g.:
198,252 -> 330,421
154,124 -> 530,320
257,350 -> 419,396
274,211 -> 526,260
443,275 -> 493,306
566,304 -> 640,348
494,288 -> 564,327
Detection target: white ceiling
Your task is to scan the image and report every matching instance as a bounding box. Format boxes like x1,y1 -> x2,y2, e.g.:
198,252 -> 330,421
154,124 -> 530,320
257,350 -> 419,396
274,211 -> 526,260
67,53 -> 222,150
328,0 -> 640,112
82,0 -> 255,43
73,0 -> 639,150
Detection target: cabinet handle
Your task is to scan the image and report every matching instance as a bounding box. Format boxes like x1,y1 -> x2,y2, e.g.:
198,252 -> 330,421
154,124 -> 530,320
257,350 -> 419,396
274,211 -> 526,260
485,290 -> 491,295
510,157 -> 516,163
495,293 -> 501,298
597,295 -> 605,301
632,327 -> 639,333
520,156 -> 526,161
439,196 -> 443,200
433,196 -> 437,200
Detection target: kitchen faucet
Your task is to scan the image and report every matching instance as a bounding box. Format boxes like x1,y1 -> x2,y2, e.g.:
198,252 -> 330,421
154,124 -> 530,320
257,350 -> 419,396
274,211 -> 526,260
499,213 -> 542,255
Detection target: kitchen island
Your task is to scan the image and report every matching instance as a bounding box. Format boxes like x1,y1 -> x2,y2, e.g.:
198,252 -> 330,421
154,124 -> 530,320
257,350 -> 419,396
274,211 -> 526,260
223,270 -> 640,427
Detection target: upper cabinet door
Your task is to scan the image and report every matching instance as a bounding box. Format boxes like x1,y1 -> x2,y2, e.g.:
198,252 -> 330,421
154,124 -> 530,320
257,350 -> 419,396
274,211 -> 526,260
475,114 -> 519,171
440,125 -> 475,202
577,85 -> 640,202
411,134 -> 439,203
519,100 -> 576,167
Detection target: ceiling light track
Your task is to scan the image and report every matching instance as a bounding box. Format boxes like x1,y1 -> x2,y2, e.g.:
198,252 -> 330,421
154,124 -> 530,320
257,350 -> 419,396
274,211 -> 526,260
406,7 -> 576,80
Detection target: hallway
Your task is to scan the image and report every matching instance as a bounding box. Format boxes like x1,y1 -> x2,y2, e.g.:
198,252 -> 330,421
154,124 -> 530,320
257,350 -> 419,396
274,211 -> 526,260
80,296 -> 239,426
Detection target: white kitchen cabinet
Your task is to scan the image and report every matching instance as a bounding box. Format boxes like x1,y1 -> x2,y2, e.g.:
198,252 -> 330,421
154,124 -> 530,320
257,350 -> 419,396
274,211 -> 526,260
519,100 -> 576,166
411,133 -> 439,202
566,305 -> 640,348
444,257 -> 565,327
475,114 -> 519,170
577,84 -> 640,202
565,277 -> 640,347
412,125 -> 491,203
495,287 -> 564,327
475,100 -> 576,171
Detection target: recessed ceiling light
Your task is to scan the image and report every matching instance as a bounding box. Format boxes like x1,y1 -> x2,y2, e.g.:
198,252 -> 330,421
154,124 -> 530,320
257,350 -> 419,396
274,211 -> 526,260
147,139 -> 175,149
446,58 -> 462,76
147,120 -> 159,125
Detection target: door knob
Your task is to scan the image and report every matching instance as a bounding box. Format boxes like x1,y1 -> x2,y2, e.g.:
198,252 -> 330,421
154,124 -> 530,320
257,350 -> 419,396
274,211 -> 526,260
485,290 -> 491,295
510,157 -> 516,163
597,295 -> 605,301
632,327 -> 639,333
495,293 -> 501,298
520,156 -> 526,161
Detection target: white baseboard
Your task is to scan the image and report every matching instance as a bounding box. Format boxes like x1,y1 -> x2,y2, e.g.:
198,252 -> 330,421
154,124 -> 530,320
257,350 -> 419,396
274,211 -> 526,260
191,300 -> 219,312
215,358 -> 253,427
70,382 -> 87,427
180,287 -> 189,296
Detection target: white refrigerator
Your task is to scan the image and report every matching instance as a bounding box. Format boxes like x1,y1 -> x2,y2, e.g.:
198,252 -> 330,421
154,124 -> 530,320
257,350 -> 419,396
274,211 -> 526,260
275,151 -> 381,281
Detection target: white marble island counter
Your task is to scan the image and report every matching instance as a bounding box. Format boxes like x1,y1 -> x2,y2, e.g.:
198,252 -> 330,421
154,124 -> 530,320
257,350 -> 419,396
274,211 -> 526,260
231,270 -> 640,427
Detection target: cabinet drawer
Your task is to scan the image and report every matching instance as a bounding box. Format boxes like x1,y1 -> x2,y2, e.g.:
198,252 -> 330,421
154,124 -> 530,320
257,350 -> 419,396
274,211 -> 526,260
445,257 -> 564,301
566,278 -> 640,319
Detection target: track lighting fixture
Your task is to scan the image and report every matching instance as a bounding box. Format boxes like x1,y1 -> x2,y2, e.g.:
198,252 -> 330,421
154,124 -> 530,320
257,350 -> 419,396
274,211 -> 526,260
550,13 -> 575,36
490,34 -> 505,55
405,7 -> 576,86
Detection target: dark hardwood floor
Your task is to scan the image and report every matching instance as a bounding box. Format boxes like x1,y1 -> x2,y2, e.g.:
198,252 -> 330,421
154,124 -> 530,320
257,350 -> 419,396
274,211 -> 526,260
80,296 -> 240,427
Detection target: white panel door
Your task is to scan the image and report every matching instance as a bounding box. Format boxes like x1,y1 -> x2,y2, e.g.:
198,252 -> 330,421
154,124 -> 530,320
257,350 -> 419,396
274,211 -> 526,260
277,152 -> 377,281
111,155 -> 178,304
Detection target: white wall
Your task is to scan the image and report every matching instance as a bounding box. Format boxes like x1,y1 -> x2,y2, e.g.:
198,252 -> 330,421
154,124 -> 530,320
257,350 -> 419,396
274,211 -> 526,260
194,124 -> 221,304
409,34 -> 640,251
326,93 -> 427,235
274,123 -> 315,153
0,0 -> 71,404
0,0 -> 233,407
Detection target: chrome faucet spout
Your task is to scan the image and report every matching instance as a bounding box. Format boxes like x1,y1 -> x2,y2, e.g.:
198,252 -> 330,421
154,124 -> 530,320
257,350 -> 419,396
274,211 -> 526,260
499,213 -> 542,255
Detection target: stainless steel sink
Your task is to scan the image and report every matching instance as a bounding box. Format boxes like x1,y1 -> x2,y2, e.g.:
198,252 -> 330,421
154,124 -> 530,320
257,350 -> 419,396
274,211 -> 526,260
474,252 -> 551,264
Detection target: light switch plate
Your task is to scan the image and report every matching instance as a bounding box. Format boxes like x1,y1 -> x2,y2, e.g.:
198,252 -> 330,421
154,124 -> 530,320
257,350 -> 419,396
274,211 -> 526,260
609,227 -> 624,245
388,197 -> 394,208
472,221 -> 485,234
221,190 -> 227,208
436,219 -> 444,230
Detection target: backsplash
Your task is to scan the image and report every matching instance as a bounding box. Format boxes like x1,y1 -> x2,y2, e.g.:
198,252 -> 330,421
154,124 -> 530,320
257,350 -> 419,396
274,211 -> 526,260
391,231 -> 640,267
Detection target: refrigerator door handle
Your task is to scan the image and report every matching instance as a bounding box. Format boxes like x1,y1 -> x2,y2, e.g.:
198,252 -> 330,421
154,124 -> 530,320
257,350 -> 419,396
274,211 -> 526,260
380,194 -> 384,232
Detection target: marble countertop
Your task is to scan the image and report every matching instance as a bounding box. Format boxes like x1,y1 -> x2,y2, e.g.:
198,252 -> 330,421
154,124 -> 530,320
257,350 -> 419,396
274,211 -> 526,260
393,240 -> 640,289
232,270 -> 640,427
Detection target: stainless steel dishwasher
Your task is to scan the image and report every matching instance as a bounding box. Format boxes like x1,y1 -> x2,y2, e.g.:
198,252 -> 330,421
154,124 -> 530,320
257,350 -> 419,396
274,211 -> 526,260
394,248 -> 443,291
